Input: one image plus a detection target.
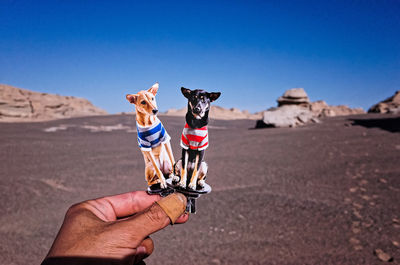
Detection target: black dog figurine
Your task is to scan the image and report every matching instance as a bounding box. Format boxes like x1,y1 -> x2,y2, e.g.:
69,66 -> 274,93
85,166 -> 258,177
172,87 -> 221,190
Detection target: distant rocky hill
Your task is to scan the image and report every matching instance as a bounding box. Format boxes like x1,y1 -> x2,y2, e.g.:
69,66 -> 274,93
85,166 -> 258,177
368,90 -> 400,114
164,88 -> 365,123
0,84 -> 107,122
310,100 -> 365,117
163,105 -> 262,120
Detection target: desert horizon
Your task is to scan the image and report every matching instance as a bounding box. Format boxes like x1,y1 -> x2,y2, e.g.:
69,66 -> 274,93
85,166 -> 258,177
2,83 -> 397,124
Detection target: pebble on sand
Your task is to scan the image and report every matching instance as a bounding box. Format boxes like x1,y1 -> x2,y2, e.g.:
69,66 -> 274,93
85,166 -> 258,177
353,210 -> 362,219
349,237 -> 360,245
359,179 -> 368,185
360,195 -> 371,201
373,249 -> 394,262
353,245 -> 363,251
211,258 -> 221,265
349,187 -> 358,193
362,220 -> 373,228
393,218 -> 400,229
379,178 -> 388,184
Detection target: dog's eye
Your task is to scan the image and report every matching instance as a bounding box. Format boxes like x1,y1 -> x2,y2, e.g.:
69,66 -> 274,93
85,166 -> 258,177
141,100 -> 146,105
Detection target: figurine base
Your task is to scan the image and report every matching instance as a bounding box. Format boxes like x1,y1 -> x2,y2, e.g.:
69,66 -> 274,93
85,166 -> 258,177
147,184 -> 174,197
166,178 -> 211,213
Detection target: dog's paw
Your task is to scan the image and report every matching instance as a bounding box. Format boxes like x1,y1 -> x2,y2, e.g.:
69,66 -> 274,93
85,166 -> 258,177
188,182 -> 196,190
198,179 -> 205,188
160,181 -> 167,189
172,174 -> 180,183
177,181 -> 186,188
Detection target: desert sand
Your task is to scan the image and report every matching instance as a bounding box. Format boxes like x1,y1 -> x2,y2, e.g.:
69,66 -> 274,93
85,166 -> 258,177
0,113 -> 399,264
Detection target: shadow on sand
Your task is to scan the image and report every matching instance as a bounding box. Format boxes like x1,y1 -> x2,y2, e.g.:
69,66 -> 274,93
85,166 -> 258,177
253,120 -> 274,129
42,257 -> 146,265
351,116 -> 400,133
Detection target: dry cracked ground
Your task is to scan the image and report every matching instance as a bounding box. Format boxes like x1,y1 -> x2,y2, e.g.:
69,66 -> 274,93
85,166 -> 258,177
0,113 -> 399,265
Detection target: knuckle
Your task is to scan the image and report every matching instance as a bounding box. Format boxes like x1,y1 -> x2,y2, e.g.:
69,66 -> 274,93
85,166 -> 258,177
144,204 -> 167,226
66,202 -> 85,216
65,201 -> 94,220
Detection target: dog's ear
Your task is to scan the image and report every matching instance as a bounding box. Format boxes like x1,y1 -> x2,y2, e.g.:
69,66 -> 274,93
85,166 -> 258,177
181,87 -> 192,99
207,92 -> 221,102
126,94 -> 138,104
148,82 -> 159,96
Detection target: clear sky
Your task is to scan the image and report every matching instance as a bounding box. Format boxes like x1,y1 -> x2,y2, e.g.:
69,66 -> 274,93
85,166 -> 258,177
1,0 -> 399,113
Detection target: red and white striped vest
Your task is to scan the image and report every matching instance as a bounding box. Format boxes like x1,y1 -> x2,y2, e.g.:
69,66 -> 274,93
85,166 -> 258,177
180,123 -> 209,151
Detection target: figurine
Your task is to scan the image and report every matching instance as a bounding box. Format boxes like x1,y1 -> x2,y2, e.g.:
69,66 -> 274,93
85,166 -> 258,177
126,83 -> 175,194
172,87 -> 221,190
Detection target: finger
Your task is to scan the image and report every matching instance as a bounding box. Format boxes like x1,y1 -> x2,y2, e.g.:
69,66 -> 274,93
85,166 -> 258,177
134,237 -> 154,263
175,212 -> 190,224
85,191 -> 161,221
119,193 -> 187,245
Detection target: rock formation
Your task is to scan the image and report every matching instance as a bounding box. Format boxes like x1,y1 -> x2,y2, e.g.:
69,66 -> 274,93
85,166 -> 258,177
0,84 -> 107,122
163,105 -> 262,120
256,105 -> 319,128
310,100 -> 364,117
256,88 -> 365,128
368,90 -> 400,114
277,88 -> 310,107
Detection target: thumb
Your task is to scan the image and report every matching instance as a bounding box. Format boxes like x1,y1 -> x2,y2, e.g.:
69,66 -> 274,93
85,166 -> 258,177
119,193 -> 187,246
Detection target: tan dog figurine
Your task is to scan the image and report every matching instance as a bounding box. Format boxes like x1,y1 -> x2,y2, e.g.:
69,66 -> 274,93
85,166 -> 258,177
126,83 -> 175,190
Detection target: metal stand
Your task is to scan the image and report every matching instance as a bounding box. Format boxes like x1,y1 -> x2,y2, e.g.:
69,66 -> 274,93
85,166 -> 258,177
147,186 -> 175,197
166,178 -> 211,213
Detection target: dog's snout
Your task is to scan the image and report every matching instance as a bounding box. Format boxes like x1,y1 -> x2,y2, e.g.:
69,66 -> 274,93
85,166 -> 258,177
193,107 -> 201,114
152,109 -> 158,115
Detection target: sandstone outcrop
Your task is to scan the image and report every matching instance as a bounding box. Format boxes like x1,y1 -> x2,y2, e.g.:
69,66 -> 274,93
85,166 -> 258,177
256,105 -> 318,128
310,100 -> 365,117
368,90 -> 400,114
277,88 -> 310,107
0,84 -> 107,122
256,88 -> 365,128
163,105 -> 262,120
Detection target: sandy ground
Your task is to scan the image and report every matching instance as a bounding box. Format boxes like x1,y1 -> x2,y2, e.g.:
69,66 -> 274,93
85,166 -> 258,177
0,113 -> 399,265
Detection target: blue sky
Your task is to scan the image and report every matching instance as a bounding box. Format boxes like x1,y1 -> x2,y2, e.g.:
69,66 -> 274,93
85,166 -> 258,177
1,0 -> 399,113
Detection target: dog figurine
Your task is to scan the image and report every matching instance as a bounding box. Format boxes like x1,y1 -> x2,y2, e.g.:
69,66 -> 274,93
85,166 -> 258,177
173,87 -> 221,190
126,83 -> 175,190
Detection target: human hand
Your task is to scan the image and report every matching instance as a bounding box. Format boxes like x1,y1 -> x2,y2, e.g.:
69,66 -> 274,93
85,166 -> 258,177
42,191 -> 188,265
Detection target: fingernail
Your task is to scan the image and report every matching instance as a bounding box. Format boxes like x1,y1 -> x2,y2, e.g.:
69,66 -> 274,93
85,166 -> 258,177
136,246 -> 146,255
